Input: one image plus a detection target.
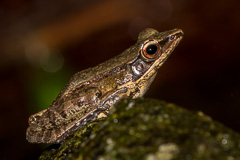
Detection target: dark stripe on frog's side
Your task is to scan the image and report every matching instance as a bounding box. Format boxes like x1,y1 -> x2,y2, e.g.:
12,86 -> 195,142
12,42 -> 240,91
59,45 -> 140,99
28,62 -> 134,129
27,59 -> 142,143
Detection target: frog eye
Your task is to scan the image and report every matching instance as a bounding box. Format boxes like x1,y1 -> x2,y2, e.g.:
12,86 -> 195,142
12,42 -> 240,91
141,39 -> 161,61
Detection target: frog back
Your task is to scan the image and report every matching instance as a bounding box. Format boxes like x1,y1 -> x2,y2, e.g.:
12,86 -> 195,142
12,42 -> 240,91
60,44 -> 139,97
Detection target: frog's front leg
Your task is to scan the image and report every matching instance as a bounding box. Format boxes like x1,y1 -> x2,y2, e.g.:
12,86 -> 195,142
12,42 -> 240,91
96,87 -> 128,118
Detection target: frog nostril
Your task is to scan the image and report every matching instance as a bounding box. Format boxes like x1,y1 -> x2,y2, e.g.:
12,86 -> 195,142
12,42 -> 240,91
169,35 -> 176,41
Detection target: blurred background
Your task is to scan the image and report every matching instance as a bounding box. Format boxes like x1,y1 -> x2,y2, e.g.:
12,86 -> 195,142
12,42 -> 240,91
0,0 -> 240,159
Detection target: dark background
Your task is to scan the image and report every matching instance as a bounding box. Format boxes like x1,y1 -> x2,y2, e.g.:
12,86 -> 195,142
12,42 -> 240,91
0,0 -> 240,159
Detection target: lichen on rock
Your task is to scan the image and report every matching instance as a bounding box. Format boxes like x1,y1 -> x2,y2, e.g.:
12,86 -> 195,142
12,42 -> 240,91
39,98 -> 240,160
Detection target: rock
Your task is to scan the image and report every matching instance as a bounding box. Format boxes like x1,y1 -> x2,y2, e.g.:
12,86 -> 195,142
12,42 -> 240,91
39,98 -> 240,160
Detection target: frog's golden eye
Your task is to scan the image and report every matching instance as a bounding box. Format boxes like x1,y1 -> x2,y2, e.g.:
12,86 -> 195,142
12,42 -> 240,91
141,39 -> 161,61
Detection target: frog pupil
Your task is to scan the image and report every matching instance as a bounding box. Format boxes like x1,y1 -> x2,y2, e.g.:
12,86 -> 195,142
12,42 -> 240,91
146,44 -> 157,55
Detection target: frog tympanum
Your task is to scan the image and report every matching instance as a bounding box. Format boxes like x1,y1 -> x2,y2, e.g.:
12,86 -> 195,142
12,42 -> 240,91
26,28 -> 183,143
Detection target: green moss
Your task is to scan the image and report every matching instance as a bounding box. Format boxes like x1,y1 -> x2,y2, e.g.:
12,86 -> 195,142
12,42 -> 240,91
39,98 -> 240,160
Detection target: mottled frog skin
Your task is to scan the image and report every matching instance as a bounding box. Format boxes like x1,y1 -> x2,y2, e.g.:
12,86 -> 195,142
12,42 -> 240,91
26,28 -> 183,143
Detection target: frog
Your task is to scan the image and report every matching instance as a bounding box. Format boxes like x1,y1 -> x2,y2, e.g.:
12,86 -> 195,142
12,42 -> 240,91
26,28 -> 183,143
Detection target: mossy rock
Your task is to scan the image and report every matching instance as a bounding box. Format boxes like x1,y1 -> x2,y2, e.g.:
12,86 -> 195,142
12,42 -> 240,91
39,98 -> 240,160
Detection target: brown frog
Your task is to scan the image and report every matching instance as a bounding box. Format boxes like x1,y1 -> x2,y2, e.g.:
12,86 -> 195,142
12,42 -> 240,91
26,28 -> 183,143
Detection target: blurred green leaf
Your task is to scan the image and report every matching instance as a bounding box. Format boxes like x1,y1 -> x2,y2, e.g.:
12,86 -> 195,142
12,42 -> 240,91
28,68 -> 73,113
